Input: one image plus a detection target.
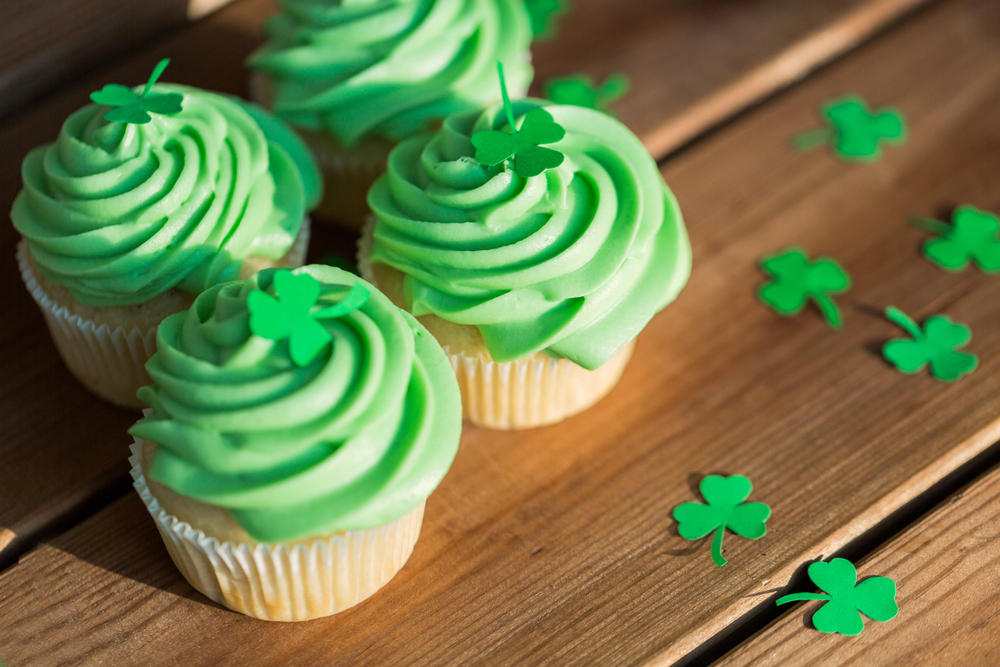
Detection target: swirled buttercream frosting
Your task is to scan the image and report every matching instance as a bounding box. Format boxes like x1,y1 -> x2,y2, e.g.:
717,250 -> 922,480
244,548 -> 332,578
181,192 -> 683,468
247,0 -> 533,147
11,84 -> 322,307
367,100 -> 692,370
129,265 -> 461,543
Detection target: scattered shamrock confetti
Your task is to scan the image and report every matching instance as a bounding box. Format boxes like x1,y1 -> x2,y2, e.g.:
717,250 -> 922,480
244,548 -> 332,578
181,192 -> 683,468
90,58 -> 183,125
882,306 -> 977,382
247,270 -> 369,366
472,62 -> 566,178
910,206 -> 1000,273
758,248 -> 851,329
673,475 -> 771,567
543,73 -> 630,114
776,558 -> 898,636
525,0 -> 568,39
793,95 -> 906,162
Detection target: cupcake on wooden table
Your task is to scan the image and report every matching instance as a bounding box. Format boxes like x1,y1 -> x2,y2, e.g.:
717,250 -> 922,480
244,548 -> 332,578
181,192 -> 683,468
360,64 -> 692,429
129,265 -> 461,621
12,59 -> 321,409
247,0 -> 533,230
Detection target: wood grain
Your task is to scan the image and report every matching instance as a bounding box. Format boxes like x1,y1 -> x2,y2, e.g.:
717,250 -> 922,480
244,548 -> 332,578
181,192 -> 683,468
718,464 -> 1000,666
1,0 -> 999,664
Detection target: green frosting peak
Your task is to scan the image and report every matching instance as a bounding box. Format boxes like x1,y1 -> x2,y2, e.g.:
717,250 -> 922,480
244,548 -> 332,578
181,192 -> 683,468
248,0 -> 533,147
12,84 -> 322,307
130,265 -> 462,543
368,100 -> 692,369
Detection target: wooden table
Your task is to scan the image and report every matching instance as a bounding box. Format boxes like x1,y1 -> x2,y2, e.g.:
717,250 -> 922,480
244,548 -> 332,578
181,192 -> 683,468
2,0 -> 999,664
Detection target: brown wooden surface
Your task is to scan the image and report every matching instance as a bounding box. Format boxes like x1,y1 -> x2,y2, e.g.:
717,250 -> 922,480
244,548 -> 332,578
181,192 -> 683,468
0,0 -> 934,568
2,0 -> 1000,664
718,463 -> 1000,666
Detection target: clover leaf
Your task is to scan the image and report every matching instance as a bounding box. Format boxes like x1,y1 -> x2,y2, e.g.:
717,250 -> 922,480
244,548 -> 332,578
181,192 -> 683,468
90,58 -> 183,125
673,475 -> 771,567
882,306 -> 977,382
793,95 -> 906,162
543,73 -> 630,114
911,206 -> 1000,273
758,248 -> 851,328
777,558 -> 898,635
525,0 -> 568,39
247,270 -> 370,367
471,62 -> 566,178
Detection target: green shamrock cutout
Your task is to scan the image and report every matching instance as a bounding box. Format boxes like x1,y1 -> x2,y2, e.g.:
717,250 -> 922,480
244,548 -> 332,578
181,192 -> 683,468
758,248 -> 851,329
525,0 -> 568,39
472,62 -> 566,178
793,95 -> 906,162
673,475 -> 771,567
882,306 -> 977,382
543,73 -> 630,114
247,270 -> 370,367
911,206 -> 1000,273
776,558 -> 898,636
90,58 -> 183,125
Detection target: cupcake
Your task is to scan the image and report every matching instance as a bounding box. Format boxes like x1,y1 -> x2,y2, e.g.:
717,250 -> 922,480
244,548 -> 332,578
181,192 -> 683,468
247,0 -> 533,230
360,70 -> 691,429
128,265 -> 461,621
12,60 -> 322,409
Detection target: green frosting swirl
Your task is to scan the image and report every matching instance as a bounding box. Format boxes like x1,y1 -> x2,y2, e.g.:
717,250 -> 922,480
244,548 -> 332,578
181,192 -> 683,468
248,0 -> 533,147
368,100 -> 692,370
129,265 -> 461,543
11,84 -> 322,307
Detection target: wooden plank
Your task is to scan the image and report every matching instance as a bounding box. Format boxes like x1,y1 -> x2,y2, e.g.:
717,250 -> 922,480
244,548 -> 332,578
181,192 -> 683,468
718,464 -> 1000,666
1,0 -> 999,663
0,0 -> 937,567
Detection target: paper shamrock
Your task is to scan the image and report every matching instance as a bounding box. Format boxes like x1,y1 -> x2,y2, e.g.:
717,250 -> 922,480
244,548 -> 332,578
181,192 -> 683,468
758,248 -> 851,328
525,0 -> 568,39
882,306 -> 977,382
673,475 -> 771,567
911,206 -> 1000,273
90,58 -> 183,125
776,558 -> 898,635
472,62 -> 565,178
793,95 -> 906,162
543,73 -> 630,114
247,270 -> 370,367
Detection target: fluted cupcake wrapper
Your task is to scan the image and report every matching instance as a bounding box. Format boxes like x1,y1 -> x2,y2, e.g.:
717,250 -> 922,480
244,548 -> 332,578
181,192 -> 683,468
129,440 -> 424,622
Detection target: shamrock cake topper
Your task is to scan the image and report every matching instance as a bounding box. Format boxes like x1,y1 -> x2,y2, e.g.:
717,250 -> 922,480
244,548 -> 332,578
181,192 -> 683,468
758,248 -> 851,329
793,95 -> 906,162
472,62 -> 566,178
776,558 -> 898,636
247,270 -> 370,367
882,306 -> 977,382
673,475 -> 771,567
525,0 -> 569,39
90,58 -> 183,125
543,73 -> 630,114
911,206 -> 1000,273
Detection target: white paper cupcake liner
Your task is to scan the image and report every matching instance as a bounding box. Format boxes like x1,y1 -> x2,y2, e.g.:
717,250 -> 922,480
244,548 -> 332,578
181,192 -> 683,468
129,440 -> 424,621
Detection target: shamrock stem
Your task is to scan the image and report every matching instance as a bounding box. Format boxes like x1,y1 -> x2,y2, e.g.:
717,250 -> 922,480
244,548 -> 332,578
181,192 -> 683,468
885,306 -> 923,340
497,61 -> 517,132
908,216 -> 952,236
775,592 -> 833,605
812,293 -> 843,329
792,128 -> 833,152
142,59 -> 171,98
711,526 -> 728,567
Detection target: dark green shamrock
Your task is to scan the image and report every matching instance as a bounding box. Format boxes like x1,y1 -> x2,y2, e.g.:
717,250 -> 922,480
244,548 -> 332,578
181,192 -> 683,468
90,58 -> 183,125
793,95 -> 906,162
882,306 -> 977,382
776,558 -> 898,636
911,206 -> 1000,273
543,73 -> 630,114
673,475 -> 771,567
525,0 -> 568,39
472,63 -> 565,178
247,270 -> 369,367
758,248 -> 851,328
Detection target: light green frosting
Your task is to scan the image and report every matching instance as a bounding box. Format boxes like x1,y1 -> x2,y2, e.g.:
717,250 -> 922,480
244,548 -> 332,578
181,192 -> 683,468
11,84 -> 322,307
247,0 -> 533,147
129,265 -> 461,543
368,100 -> 692,370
